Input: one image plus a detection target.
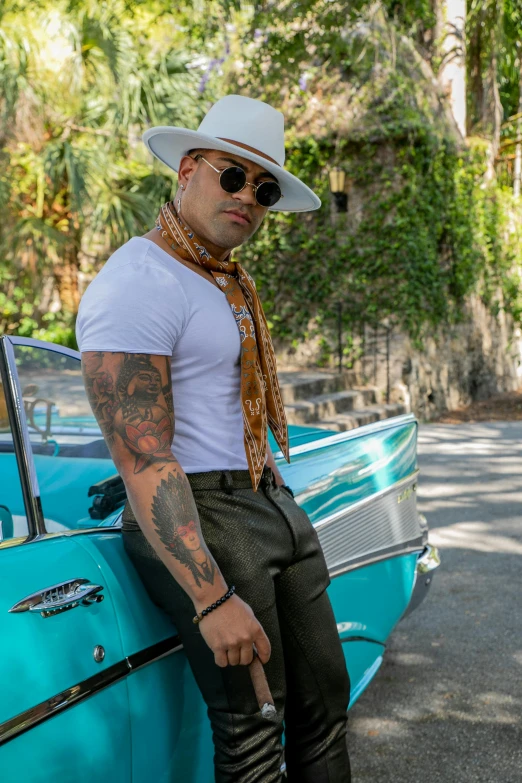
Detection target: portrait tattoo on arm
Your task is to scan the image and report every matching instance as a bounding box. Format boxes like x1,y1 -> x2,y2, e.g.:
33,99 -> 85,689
83,352 -> 176,474
115,354 -> 175,473
152,471 -> 216,588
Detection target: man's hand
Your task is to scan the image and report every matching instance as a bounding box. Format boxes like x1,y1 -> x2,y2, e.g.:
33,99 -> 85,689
196,593 -> 271,668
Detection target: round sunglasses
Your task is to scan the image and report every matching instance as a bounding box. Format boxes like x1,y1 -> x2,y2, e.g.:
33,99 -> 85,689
193,154 -> 283,208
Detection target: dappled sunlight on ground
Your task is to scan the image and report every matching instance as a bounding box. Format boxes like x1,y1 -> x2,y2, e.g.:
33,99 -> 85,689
429,521 -> 522,554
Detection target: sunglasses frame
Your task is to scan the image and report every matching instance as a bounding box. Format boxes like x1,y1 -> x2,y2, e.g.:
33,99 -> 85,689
192,154 -> 283,208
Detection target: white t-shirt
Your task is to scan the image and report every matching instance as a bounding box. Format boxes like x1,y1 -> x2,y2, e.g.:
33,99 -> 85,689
76,236 -> 249,473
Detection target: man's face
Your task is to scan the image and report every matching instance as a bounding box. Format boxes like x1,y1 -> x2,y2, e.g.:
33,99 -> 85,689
128,369 -> 161,401
177,520 -> 201,552
178,149 -> 277,251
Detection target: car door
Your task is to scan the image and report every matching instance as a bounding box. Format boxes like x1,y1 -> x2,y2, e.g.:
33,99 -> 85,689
0,336 -> 132,783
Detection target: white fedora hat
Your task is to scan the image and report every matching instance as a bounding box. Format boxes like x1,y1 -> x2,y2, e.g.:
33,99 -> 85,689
142,95 -> 321,213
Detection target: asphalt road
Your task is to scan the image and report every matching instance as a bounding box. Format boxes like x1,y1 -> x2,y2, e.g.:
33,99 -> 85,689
347,423 -> 522,783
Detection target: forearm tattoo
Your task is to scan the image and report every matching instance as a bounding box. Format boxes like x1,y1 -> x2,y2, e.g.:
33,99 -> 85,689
152,471 -> 216,587
82,351 -> 176,474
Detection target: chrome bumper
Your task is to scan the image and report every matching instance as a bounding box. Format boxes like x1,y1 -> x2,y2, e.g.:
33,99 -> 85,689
403,542 -> 441,618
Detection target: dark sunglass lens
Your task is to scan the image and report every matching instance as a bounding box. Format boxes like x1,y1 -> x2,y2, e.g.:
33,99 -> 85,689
256,181 -> 282,207
220,166 -> 246,193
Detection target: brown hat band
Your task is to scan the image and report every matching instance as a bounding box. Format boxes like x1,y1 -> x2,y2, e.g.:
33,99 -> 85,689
218,138 -> 281,167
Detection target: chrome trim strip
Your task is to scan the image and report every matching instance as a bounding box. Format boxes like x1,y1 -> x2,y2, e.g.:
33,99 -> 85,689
273,413 -> 417,460
23,528 -> 123,543
0,635 -> 182,747
127,635 -> 184,671
340,636 -> 386,647
313,470 -> 419,533
328,539 -> 425,579
0,338 -> 45,539
0,535 -> 31,551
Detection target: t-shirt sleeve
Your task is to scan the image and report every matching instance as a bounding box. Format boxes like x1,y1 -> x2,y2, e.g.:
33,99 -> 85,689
76,260 -> 188,355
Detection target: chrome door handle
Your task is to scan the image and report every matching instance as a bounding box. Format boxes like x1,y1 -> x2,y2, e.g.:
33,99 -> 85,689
9,578 -> 104,618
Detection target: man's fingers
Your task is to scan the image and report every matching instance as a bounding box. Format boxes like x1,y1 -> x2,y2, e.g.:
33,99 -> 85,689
239,644 -> 254,666
226,645 -> 241,666
253,628 -> 271,664
214,649 -> 228,668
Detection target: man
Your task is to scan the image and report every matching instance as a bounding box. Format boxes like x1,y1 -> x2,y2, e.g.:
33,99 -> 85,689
77,94 -> 351,782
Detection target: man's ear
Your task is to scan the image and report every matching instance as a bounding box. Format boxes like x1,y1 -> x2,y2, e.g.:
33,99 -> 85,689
178,154 -> 200,186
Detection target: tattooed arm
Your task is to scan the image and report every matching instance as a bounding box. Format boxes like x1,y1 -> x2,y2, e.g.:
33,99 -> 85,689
81,351 -> 270,668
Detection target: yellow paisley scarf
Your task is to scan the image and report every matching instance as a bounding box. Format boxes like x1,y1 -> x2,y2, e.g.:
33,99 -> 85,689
156,201 -> 289,490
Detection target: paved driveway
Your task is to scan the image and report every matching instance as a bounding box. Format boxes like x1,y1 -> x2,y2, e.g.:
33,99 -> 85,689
347,423 -> 522,782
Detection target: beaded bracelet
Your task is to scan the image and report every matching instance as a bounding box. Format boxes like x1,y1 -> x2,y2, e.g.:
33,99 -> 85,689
192,585 -> 236,625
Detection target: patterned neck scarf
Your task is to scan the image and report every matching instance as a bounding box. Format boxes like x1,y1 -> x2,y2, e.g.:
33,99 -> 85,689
156,200 -> 289,491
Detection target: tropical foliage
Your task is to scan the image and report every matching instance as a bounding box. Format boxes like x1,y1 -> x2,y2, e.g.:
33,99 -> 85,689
0,0 -> 213,343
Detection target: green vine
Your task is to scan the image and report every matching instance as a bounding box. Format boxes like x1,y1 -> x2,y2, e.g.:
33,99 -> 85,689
237,132 -> 522,354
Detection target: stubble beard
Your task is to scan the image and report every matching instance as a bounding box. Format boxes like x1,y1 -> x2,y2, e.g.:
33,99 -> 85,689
182,192 -> 260,252
210,209 -> 259,249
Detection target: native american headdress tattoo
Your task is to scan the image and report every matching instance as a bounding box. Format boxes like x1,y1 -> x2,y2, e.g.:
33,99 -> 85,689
151,472 -> 215,587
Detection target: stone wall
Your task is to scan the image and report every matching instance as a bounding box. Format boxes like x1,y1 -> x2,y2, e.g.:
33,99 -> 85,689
399,295 -> 522,419
276,294 -> 522,420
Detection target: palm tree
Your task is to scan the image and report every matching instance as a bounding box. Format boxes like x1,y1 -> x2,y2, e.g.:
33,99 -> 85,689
0,0 -> 226,340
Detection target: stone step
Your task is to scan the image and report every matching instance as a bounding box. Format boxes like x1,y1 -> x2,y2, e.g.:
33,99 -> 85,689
312,403 -> 409,432
285,388 -> 378,425
278,370 -> 358,404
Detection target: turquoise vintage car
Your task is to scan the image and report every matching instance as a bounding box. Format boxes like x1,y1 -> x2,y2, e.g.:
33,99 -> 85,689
0,336 -> 440,782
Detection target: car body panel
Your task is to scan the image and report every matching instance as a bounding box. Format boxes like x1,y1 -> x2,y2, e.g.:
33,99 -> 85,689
1,681 -> 131,783
272,418 -> 422,684
331,553 -> 419,646
0,537 -> 132,782
271,418 -> 417,520
75,532 -> 216,780
125,656 -> 214,783
342,641 -> 386,706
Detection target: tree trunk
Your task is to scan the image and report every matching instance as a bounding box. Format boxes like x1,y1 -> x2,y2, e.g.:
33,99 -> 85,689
487,31 -> 503,160
514,48 -> 522,198
54,241 -> 81,314
467,6 -> 483,136
438,0 -> 467,137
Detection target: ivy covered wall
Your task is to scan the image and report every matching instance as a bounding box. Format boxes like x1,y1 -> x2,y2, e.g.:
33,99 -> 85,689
233,4 -> 522,378
237,133 -> 521,360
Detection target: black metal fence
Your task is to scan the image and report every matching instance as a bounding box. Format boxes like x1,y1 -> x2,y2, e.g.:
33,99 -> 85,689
334,304 -> 393,403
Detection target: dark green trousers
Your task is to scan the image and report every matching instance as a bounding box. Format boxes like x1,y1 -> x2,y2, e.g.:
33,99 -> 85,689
122,466 -> 351,783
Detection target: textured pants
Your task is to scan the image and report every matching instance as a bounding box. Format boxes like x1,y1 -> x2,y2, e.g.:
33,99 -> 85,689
121,466 -> 351,783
